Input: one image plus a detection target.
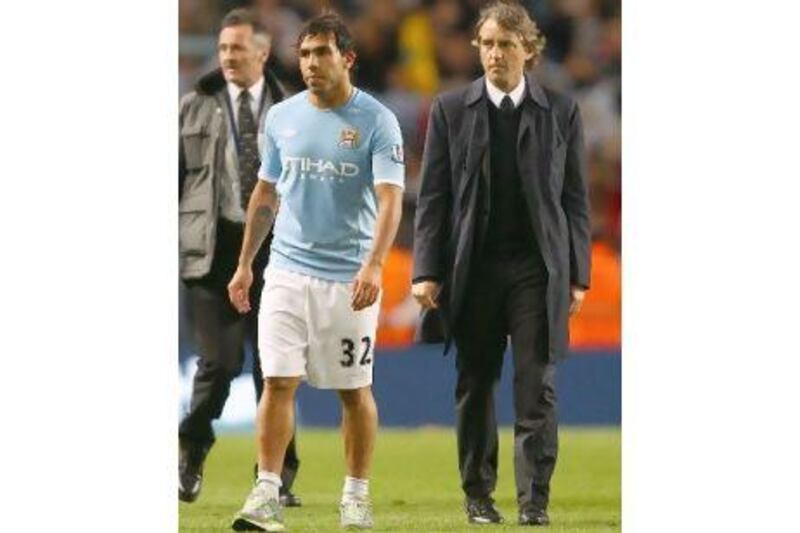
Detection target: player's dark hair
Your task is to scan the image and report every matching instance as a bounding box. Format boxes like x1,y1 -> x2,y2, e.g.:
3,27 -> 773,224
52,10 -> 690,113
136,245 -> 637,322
296,12 -> 356,56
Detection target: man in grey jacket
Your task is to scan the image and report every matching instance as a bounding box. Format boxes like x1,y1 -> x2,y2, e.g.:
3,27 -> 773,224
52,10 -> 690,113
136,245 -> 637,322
178,8 -> 300,505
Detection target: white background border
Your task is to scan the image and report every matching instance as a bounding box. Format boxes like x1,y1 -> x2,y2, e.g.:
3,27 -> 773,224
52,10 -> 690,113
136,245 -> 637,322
2,1 -> 799,531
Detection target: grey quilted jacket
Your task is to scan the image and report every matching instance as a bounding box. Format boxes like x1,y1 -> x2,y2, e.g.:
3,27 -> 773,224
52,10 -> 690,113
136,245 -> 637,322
178,67 -> 285,279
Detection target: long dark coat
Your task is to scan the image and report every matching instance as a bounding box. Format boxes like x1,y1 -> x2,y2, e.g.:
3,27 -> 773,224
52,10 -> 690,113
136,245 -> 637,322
412,74 -> 591,362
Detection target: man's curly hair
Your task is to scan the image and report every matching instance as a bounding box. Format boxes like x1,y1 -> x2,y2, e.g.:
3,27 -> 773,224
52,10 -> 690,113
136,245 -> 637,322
473,0 -> 547,67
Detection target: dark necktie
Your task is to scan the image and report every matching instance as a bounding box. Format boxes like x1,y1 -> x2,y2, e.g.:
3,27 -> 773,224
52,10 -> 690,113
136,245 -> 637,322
500,94 -> 515,114
237,90 -> 260,211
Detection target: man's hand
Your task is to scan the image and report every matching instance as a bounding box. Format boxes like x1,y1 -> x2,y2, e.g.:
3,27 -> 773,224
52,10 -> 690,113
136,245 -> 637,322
352,262 -> 382,311
412,280 -> 441,310
569,285 -> 586,316
228,266 -> 254,314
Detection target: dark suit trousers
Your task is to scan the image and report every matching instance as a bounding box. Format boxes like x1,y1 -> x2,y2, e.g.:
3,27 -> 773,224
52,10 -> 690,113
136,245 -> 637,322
179,219 -> 299,489
453,253 -> 557,511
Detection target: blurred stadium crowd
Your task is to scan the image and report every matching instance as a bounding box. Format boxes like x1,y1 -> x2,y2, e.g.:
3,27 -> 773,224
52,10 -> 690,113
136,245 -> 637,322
179,0 -> 620,349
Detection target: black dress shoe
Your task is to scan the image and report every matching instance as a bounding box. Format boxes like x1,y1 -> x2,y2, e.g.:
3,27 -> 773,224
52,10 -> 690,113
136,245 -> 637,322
465,497 -> 504,524
519,508 -> 550,526
178,444 -> 208,503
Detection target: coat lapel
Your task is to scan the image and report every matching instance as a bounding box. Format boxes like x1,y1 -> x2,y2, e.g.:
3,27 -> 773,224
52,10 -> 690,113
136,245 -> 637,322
517,73 -> 551,186
517,99 -> 537,179
458,78 -> 489,214
465,103 -> 488,179
214,92 -> 238,181
516,75 -> 556,268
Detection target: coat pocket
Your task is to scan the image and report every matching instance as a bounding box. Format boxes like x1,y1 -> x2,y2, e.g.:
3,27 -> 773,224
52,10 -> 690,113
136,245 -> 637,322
179,194 -> 209,256
181,124 -> 209,171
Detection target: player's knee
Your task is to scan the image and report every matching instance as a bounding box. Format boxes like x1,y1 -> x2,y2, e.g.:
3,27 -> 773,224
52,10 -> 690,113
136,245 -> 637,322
338,386 -> 375,410
265,376 -> 300,395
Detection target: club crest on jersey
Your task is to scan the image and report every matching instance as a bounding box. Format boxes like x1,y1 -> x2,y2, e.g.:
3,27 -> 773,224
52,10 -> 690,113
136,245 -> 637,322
338,127 -> 360,149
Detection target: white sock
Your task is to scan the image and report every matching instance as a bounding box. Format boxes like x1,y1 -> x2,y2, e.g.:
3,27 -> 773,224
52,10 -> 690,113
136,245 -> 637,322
256,470 -> 282,500
342,476 -> 369,501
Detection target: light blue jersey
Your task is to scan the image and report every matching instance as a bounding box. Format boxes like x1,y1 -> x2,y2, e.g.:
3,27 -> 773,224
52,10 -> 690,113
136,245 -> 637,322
258,88 -> 405,282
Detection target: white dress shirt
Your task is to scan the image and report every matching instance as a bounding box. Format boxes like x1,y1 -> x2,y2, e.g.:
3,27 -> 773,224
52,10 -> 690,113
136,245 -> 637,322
485,76 -> 526,109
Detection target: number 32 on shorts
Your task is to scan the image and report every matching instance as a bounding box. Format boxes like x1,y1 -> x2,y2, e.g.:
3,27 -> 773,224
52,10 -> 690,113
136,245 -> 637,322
340,337 -> 372,368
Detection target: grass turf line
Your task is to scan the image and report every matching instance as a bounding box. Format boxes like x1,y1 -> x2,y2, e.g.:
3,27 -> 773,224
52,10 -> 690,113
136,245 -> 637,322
180,427 -> 619,532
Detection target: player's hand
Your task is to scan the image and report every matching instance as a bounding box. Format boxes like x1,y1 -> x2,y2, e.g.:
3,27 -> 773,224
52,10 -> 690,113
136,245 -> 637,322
352,262 -> 382,311
412,280 -> 441,310
228,266 -> 254,314
569,285 -> 586,316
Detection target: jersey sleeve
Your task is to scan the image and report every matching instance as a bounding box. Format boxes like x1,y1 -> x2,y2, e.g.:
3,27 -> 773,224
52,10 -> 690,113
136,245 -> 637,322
371,109 -> 405,189
258,107 -> 282,183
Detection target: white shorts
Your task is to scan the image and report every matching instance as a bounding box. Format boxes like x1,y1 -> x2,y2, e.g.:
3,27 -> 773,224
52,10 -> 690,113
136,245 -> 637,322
258,267 -> 381,390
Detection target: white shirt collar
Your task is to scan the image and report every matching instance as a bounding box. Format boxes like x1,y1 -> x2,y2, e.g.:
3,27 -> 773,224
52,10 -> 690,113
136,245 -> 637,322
485,76 -> 526,109
227,76 -> 265,117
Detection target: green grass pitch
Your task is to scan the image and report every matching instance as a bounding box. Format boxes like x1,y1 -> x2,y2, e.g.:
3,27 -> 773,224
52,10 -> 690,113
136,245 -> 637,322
180,427 -> 620,532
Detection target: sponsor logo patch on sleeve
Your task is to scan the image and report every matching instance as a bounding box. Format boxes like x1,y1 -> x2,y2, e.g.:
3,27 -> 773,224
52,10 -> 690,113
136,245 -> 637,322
391,144 -> 404,164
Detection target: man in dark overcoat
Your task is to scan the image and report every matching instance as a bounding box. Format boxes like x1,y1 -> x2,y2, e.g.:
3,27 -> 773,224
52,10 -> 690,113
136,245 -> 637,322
412,1 -> 591,526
